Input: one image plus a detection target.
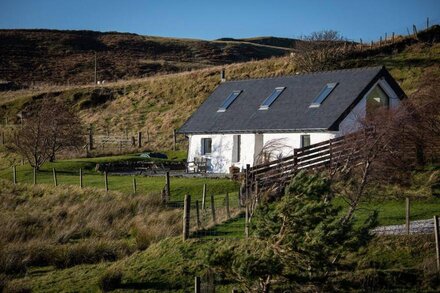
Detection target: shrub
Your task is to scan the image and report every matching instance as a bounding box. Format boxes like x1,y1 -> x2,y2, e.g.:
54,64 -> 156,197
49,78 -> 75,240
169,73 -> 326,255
52,240 -> 135,269
99,268 -> 122,292
3,281 -> 32,293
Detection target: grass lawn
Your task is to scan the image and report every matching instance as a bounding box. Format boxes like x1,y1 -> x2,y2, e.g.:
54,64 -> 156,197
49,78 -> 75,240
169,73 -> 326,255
334,196 -> 440,226
0,153 -> 240,203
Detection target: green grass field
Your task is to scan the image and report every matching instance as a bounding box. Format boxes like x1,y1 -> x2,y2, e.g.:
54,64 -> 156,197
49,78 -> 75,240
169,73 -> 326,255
0,153 -> 240,203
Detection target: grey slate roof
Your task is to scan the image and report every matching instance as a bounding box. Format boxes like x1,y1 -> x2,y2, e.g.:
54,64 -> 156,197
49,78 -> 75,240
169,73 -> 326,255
178,66 -> 406,134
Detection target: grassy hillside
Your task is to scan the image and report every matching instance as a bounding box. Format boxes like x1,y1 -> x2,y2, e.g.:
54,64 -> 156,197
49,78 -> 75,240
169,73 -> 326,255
5,235 -> 439,292
0,29 -> 295,85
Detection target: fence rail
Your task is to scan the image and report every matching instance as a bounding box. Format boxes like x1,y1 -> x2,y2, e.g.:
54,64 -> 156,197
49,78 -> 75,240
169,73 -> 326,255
246,134 -> 357,191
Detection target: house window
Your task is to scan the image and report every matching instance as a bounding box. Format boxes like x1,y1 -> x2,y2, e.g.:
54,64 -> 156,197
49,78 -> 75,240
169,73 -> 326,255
259,87 -> 285,110
201,138 -> 212,155
309,83 -> 338,108
232,135 -> 241,162
300,135 -> 311,148
366,85 -> 390,116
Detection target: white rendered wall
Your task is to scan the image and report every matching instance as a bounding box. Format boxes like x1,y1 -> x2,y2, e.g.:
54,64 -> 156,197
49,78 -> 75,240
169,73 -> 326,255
187,132 -> 337,173
187,134 -> 257,173
339,79 -> 401,135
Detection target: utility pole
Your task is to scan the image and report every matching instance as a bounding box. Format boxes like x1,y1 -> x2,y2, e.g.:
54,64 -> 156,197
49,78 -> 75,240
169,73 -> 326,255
94,51 -> 97,85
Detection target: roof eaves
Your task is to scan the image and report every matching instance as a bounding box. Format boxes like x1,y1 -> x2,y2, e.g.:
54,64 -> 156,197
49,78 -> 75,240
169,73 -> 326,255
178,128 -> 332,135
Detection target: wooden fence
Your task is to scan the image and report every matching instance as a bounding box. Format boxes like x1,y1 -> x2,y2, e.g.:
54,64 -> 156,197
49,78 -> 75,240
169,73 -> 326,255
245,133 -> 364,192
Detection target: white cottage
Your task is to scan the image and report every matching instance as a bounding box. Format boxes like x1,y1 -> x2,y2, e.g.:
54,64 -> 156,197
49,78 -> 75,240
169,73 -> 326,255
178,66 -> 406,173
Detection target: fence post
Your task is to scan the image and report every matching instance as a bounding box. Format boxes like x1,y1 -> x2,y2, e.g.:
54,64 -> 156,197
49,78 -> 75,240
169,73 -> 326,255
427,17 -> 430,30
225,192 -> 231,219
245,203 -> 250,238
173,129 -> 177,151
211,193 -> 216,224
132,176 -> 137,194
88,125 -> 93,151
195,200 -> 201,229
33,167 -> 36,185
392,32 -> 395,43
413,24 -> 418,38
379,36 -> 382,46
434,215 -> 440,273
131,136 -> 135,147
195,276 -> 201,293
202,184 -> 207,209
293,149 -> 298,168
79,168 -> 83,188
406,197 -> 410,235
183,194 -> 191,241
165,171 -> 170,201
12,165 -> 16,185
104,171 -> 108,191
52,168 -> 57,186
138,132 -> 142,148
245,164 -> 250,237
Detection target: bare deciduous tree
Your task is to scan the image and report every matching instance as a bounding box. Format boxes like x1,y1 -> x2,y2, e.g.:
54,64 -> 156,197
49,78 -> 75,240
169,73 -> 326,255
8,100 -> 84,169
301,29 -> 345,42
295,30 -> 351,72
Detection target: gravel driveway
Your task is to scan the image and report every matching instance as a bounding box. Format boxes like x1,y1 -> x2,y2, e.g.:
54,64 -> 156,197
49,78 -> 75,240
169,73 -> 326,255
373,219 -> 437,235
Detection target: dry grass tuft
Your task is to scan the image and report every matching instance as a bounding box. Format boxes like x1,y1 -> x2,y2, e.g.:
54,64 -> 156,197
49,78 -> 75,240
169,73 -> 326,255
0,180 -> 182,275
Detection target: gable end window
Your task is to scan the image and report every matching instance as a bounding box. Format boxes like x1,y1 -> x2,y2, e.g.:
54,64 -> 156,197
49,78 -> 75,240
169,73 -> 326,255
366,84 -> 390,116
201,138 -> 212,155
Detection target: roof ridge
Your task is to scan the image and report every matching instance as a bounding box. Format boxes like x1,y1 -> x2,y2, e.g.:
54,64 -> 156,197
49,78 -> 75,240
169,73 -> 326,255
222,65 -> 385,83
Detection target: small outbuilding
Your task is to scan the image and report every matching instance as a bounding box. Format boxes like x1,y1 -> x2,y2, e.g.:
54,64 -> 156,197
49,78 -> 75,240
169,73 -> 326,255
178,66 -> 406,174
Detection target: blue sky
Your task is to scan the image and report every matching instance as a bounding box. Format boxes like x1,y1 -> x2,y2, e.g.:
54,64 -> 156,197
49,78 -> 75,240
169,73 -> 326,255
0,0 -> 439,41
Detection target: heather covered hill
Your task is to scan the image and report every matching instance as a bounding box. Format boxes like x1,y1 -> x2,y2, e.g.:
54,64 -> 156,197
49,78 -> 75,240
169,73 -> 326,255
0,29 -> 296,85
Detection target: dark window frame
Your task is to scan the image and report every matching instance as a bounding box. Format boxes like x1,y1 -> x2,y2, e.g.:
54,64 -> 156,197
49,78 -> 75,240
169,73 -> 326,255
201,138 -> 212,155
300,135 -> 311,148
366,84 -> 390,116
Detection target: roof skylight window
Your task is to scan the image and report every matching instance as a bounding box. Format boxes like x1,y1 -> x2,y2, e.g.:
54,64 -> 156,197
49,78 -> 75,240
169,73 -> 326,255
217,90 -> 242,112
309,82 -> 338,108
259,87 -> 285,110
